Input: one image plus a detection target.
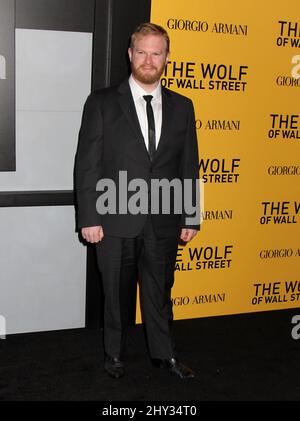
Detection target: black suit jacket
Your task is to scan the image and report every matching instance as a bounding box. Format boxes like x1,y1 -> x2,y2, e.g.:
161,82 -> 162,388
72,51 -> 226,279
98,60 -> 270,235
74,80 -> 200,238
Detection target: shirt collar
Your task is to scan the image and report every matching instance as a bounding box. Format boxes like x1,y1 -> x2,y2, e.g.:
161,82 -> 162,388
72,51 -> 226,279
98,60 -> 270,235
129,74 -> 162,103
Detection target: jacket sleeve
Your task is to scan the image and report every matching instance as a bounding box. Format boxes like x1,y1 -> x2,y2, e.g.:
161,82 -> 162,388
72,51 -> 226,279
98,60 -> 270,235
180,99 -> 201,230
74,92 -> 103,230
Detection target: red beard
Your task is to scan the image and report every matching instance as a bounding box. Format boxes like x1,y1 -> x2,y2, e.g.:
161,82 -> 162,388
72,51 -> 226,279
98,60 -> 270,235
131,63 -> 165,85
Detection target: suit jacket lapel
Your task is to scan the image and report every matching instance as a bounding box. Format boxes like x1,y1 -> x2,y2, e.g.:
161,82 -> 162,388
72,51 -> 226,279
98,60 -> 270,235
118,80 -> 150,160
155,87 -> 174,160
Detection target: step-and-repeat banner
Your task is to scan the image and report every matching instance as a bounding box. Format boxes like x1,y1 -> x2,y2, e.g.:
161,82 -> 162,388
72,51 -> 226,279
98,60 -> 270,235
138,0 -> 300,322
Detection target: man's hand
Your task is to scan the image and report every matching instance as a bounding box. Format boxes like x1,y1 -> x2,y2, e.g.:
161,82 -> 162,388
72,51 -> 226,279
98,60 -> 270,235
81,226 -> 104,243
180,228 -> 198,243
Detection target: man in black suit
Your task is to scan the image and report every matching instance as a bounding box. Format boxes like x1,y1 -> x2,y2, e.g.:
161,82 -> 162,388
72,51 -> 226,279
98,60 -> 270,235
75,23 -> 200,379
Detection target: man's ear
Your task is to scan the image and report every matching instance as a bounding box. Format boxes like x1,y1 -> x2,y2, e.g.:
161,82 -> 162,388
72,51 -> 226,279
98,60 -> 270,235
128,48 -> 132,63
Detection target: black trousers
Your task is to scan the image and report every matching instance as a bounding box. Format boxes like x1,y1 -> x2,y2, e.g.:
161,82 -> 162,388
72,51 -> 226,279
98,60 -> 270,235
95,216 -> 179,360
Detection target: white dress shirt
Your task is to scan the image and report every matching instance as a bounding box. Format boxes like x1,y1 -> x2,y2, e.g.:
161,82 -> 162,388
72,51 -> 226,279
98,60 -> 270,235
129,74 -> 162,150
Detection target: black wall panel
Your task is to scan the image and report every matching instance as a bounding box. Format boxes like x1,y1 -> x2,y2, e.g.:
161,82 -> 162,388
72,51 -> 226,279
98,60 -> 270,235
16,0 -> 95,32
87,0 -> 151,329
110,0 -> 151,86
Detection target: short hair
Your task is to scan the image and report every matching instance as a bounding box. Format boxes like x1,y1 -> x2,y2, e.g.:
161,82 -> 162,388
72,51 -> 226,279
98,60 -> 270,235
130,22 -> 170,53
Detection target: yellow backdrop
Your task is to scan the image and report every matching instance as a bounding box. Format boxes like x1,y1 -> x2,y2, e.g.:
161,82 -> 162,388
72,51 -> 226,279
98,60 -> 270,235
137,0 -> 300,322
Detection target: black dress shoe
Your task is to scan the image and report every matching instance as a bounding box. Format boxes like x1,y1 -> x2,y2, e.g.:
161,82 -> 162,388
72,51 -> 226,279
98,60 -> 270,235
162,358 -> 195,379
104,355 -> 125,379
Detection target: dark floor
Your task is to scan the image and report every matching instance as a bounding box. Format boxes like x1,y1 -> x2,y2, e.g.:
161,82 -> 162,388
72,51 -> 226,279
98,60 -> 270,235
0,308 -> 299,404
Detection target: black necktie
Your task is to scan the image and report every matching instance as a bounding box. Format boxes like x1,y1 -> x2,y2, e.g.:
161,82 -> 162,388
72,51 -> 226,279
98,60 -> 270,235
143,95 -> 156,161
